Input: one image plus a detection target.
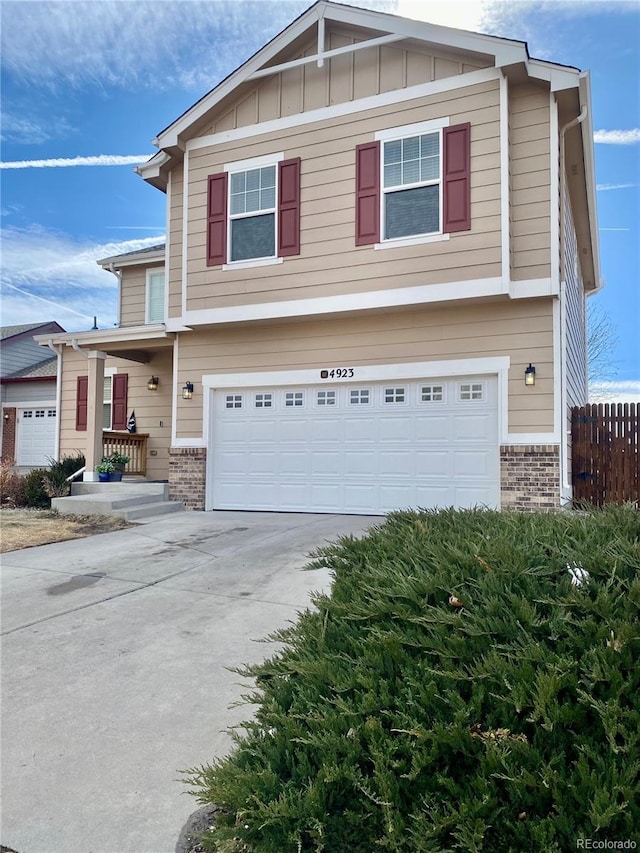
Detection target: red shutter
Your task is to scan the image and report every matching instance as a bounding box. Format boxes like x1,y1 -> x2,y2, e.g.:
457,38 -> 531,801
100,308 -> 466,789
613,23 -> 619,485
206,173 -> 228,266
443,122 -> 471,233
355,141 -> 380,246
76,376 -> 88,431
278,158 -> 301,257
112,374 -> 128,431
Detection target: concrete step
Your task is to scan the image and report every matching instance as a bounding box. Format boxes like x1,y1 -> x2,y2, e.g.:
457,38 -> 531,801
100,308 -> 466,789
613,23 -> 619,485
71,482 -> 169,499
52,493 -> 170,515
116,501 -> 185,521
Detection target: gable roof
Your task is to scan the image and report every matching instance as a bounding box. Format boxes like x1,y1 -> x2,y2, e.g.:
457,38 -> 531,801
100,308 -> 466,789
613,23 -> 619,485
1,322 -> 65,342
97,243 -> 166,269
1,356 -> 57,381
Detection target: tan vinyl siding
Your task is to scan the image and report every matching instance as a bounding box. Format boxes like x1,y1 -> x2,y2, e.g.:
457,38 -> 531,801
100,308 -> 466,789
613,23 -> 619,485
199,27 -> 492,136
509,82 -> 551,282
59,348 -> 173,479
119,262 -> 164,328
168,163 -> 184,319
183,78 -> 502,313
174,299 -> 554,439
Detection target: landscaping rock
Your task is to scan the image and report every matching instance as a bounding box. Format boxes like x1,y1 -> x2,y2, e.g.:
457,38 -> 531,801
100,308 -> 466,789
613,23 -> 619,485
176,804 -> 223,853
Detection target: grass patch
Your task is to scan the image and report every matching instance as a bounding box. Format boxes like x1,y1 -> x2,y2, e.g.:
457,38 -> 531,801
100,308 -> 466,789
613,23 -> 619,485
0,508 -> 132,553
185,505 -> 640,853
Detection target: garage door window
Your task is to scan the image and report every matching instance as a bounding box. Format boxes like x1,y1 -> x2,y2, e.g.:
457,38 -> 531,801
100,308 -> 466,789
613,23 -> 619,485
254,393 -> 272,408
350,389 -> 370,405
226,395 -> 243,409
421,384 -> 444,402
48,410 -> 56,417
384,387 -> 406,403
285,391 -> 304,407
23,410 -> 33,418
316,390 -> 336,406
459,382 -> 484,401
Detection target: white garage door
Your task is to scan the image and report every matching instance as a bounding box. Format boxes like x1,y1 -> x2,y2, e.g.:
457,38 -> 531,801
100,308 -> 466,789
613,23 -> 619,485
16,407 -> 57,467
211,377 -> 499,515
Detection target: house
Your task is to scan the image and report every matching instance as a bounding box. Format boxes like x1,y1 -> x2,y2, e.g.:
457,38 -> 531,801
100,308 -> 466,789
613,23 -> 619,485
36,1 -> 599,513
1,322 -> 66,469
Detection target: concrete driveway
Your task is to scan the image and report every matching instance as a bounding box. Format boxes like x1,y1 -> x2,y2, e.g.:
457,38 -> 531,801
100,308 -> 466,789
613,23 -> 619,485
1,510 -> 381,853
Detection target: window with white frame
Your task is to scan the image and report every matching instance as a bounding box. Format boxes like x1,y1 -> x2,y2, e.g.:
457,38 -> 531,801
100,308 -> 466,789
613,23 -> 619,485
350,389 -> 370,405
316,390 -> 336,406
459,382 -> 484,401
103,376 -> 112,428
226,394 -> 243,409
420,384 -> 444,403
382,132 -> 440,240
285,391 -> 304,407
255,393 -> 273,408
146,270 -> 165,324
384,387 -> 406,404
229,165 -> 277,262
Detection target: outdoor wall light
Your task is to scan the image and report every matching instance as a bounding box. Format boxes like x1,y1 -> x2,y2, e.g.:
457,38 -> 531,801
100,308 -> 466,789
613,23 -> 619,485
147,376 -> 159,391
182,381 -> 194,400
525,364 -> 536,386
3,412 -> 9,421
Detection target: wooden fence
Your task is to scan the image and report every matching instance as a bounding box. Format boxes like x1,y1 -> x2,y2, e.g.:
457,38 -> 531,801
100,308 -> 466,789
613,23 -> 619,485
102,431 -> 149,476
571,403 -> 639,506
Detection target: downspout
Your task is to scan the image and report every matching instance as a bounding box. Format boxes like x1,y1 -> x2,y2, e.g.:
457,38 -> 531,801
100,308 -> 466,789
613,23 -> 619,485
559,103 -> 588,501
45,340 -> 63,462
108,263 -> 123,327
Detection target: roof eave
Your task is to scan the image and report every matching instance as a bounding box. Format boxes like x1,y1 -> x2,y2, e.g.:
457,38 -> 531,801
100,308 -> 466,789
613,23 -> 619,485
34,325 -> 172,348
96,249 -> 166,269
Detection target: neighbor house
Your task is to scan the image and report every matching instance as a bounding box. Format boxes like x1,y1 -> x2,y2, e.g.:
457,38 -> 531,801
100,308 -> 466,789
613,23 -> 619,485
37,1 -> 599,513
1,322 -> 65,469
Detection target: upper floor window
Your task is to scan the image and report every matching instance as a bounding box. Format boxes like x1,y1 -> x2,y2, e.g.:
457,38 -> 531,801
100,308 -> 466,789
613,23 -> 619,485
146,270 -> 165,324
382,131 -> 440,240
207,155 -> 301,267
356,119 -> 471,247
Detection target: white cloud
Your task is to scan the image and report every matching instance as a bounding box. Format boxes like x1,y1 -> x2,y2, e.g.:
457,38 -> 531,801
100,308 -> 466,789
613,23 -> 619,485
596,183 -> 636,191
0,154 -> 153,170
0,226 -> 164,331
397,0 -> 486,30
590,380 -> 640,403
593,129 -> 640,144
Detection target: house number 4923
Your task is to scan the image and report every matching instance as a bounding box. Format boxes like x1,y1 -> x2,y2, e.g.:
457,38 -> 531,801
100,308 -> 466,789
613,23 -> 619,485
320,368 -> 355,379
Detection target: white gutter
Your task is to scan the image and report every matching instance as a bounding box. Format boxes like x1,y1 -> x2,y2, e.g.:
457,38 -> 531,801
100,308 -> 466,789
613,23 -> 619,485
45,340 -> 63,461
107,263 -> 123,327
559,103 -> 588,501
71,339 -> 90,358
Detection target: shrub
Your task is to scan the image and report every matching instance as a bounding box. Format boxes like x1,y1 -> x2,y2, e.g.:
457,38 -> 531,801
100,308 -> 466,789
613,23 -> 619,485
22,468 -> 50,508
186,506 -> 640,853
0,460 -> 26,506
43,453 -> 86,498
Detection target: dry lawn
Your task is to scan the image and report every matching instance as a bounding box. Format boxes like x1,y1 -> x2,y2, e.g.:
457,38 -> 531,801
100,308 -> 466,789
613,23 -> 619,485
0,509 -> 132,553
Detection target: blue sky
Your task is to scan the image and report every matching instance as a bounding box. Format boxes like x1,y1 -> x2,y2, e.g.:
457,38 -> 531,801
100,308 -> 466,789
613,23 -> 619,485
1,0 -> 638,399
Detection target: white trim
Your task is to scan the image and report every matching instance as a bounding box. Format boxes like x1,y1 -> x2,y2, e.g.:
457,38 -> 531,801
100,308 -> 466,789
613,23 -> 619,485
171,335 -> 179,447
97,250 -> 165,269
317,12 -> 325,67
247,33 -> 404,80
509,278 -> 554,298
550,94 -> 560,295
171,437 -> 207,448
165,170 -> 171,325
11,400 -> 57,409
499,71 -> 510,293
579,72 -> 602,292
186,68 -> 502,153
222,257 -> 283,272
145,267 -> 166,325
503,433 -> 559,445
182,149 -> 189,318
374,117 -> 449,142
224,152 -> 284,172
526,59 -> 581,93
35,326 -> 170,347
552,295 -> 566,483
559,282 -> 570,493
167,276 -> 505,329
374,234 -> 449,251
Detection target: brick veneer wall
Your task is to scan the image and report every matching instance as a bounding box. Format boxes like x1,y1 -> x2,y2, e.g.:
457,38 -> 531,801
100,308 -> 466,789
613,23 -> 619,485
1,408 -> 16,464
168,447 -> 206,510
500,444 -> 561,511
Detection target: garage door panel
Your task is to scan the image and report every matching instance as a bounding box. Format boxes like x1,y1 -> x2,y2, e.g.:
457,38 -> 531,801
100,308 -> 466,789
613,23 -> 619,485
17,408 -> 57,467
211,376 -> 498,514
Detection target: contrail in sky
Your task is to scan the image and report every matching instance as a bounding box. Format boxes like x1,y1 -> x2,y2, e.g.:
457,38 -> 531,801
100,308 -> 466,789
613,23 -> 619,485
0,154 -> 152,169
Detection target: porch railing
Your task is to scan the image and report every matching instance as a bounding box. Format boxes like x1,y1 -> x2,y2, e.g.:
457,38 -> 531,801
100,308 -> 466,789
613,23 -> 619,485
102,432 -> 149,476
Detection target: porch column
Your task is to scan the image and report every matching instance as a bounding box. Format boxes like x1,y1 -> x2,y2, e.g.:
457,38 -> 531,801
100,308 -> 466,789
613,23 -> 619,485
83,350 -> 106,481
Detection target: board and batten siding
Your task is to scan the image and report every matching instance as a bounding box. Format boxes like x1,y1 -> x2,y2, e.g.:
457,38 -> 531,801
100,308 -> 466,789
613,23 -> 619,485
509,82 -> 551,282
200,27 -> 492,137
181,78 -> 502,313
119,261 -> 164,328
58,348 -> 173,480
174,299 -> 554,439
